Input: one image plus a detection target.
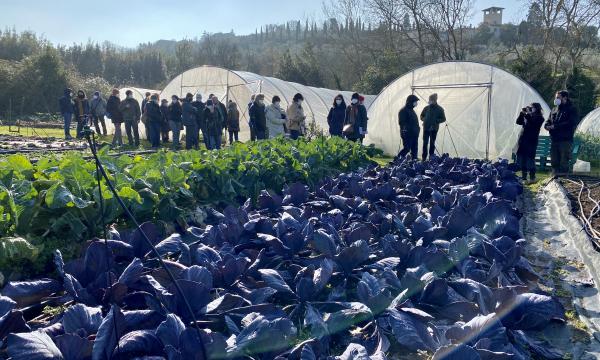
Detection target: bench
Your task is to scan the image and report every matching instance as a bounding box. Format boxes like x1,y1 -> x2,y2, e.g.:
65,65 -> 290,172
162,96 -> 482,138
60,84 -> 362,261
512,135 -> 581,171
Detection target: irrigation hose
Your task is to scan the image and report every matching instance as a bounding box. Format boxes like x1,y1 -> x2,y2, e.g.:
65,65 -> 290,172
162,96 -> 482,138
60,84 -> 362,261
83,127 -> 208,360
562,178 -> 600,247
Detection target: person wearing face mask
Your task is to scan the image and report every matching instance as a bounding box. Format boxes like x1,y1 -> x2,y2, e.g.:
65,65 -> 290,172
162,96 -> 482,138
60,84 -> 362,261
249,93 -> 268,140
419,93 -> 446,161
265,95 -> 287,138
226,100 -> 240,143
516,103 -> 545,183
398,94 -> 421,159
327,95 -> 346,137
204,99 -> 225,150
160,99 -> 170,144
544,90 -> 579,176
59,88 -> 74,140
106,88 -> 123,147
168,95 -> 183,150
344,93 -> 368,143
191,94 -> 206,147
145,94 -> 163,149
73,90 -> 91,139
182,93 -> 199,150
118,90 -> 141,147
90,91 -> 107,136
287,93 -> 306,140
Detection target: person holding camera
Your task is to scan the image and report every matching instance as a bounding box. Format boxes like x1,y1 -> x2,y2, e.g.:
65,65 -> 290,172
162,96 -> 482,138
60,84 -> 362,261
516,103 -> 545,183
544,90 -> 579,176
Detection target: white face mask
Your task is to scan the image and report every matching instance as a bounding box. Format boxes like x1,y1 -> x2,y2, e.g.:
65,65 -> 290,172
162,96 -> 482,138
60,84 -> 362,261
554,98 -> 562,106
351,99 -> 358,105
196,97 -> 202,102
93,95 -> 98,99
127,95 -> 133,99
335,99 -> 342,105
428,100 -> 433,105
274,102 -> 280,107
413,102 -> 419,108
258,100 -> 264,105
172,99 -> 178,103
297,100 -> 303,105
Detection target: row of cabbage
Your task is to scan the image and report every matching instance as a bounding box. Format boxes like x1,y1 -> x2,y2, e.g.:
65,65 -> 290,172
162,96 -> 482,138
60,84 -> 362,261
0,154 -> 567,359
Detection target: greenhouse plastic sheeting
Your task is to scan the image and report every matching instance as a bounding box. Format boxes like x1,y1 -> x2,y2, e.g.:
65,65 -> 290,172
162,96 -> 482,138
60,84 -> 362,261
365,62 -> 550,160
105,87 -> 160,138
161,66 -> 375,141
577,107 -> 600,137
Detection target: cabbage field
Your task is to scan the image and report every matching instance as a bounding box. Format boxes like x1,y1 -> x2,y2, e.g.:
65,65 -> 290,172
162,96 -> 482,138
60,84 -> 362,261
0,142 -> 594,359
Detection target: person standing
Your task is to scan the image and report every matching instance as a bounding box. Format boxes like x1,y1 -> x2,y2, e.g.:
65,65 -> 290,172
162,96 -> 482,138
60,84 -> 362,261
90,91 -> 108,136
191,94 -> 206,147
419,93 -> 446,160
141,91 -> 152,141
250,94 -> 268,140
146,94 -> 163,149
327,94 -> 346,137
287,93 -> 306,140
227,100 -> 240,143
59,88 -> 74,140
248,94 -> 256,141
106,88 -> 123,147
204,99 -> 224,150
544,90 -> 579,176
168,95 -> 183,150
344,93 -> 368,143
182,93 -> 199,150
398,95 -> 420,159
212,95 -> 227,146
160,99 -> 170,143
73,90 -> 91,139
118,90 -> 141,147
516,103 -> 545,183
265,96 -> 287,138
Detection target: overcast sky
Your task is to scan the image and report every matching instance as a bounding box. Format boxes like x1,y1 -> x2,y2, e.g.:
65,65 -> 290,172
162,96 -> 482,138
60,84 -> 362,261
0,0 -> 525,47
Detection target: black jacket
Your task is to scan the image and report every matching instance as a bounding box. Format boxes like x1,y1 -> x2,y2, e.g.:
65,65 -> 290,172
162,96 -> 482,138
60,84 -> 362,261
327,104 -> 346,136
145,101 -> 162,124
516,112 -> 545,158
250,101 -> 267,132
182,101 -> 198,126
344,104 -> 368,140
106,95 -> 122,123
168,102 -> 183,123
545,101 -> 579,142
59,89 -> 73,114
398,95 -> 420,136
192,100 -> 206,129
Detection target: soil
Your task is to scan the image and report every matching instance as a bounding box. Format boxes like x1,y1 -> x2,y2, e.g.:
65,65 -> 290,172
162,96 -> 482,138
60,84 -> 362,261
0,134 -> 87,153
560,176 -> 600,240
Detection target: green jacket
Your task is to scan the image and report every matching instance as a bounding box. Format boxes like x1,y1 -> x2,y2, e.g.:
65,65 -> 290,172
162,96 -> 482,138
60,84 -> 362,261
420,103 -> 446,131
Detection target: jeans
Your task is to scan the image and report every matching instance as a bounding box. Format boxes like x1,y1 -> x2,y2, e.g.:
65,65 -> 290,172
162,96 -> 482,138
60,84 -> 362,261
422,130 -> 438,160
206,134 -> 221,150
550,140 -> 572,175
290,130 -> 301,140
92,115 -> 107,135
148,121 -> 161,148
75,116 -> 88,138
62,113 -> 72,138
399,131 -> 419,159
229,130 -> 239,144
249,123 -> 256,141
518,154 -> 536,180
124,120 -> 140,146
185,124 -> 199,149
255,129 -> 267,140
112,122 -> 123,146
170,121 -> 181,149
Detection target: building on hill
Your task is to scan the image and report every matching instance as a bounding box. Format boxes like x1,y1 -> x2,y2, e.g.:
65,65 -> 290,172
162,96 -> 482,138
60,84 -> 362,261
482,7 -> 504,38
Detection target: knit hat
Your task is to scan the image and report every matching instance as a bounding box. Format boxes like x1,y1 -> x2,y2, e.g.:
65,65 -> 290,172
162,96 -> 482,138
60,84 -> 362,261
351,92 -> 360,100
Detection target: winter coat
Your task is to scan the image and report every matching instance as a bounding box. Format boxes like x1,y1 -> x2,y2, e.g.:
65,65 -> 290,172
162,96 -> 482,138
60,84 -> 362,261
545,101 -> 579,142
227,103 -> 240,132
141,98 -> 150,113
204,107 -> 224,136
145,101 -> 162,124
516,111 -> 545,158
420,103 -> 446,131
160,104 -> 170,128
192,101 -> 206,129
286,102 -> 306,132
119,98 -> 141,123
216,102 -> 227,128
168,102 -> 183,123
327,104 -> 346,136
265,103 -> 286,137
59,89 -> 73,114
250,101 -> 267,132
91,97 -> 107,117
398,95 -> 420,137
344,104 -> 368,140
73,98 -> 91,121
106,95 -> 123,123
182,101 -> 198,126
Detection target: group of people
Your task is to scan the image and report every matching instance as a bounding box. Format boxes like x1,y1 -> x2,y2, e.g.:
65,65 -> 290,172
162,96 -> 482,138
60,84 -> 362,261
395,89 -> 579,181
59,89 -> 370,148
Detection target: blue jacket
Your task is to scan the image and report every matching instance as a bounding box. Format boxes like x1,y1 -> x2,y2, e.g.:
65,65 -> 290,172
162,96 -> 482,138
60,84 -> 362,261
327,104 -> 346,136
59,89 -> 73,114
145,101 -> 162,123
182,101 -> 198,126
168,102 -> 183,123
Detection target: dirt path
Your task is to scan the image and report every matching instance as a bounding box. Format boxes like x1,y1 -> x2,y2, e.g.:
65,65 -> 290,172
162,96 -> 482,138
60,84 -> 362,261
519,181 -> 600,359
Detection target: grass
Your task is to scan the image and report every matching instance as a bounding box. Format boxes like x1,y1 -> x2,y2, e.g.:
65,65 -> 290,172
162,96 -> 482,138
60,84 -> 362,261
371,155 -> 394,166
0,125 -> 65,138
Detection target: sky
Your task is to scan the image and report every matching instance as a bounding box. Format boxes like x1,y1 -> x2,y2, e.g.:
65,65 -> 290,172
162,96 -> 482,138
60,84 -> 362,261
0,0 -> 525,48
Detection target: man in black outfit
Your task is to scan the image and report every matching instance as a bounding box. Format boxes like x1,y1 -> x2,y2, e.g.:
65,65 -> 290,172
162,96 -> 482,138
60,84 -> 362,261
544,90 -> 579,176
398,95 -> 420,159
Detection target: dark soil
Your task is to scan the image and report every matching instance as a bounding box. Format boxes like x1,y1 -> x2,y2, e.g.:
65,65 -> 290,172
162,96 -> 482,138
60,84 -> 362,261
560,176 -> 600,238
0,134 -> 87,153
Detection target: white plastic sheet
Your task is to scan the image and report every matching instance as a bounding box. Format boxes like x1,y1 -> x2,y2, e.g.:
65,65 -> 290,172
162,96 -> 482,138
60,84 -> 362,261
577,107 -> 600,137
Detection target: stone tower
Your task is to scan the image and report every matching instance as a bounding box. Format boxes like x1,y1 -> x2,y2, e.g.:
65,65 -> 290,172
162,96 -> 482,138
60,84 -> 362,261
483,7 -> 504,26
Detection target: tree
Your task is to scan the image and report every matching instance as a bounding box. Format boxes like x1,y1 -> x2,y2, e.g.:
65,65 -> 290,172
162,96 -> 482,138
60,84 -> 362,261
565,67 -> 597,120
175,40 -> 194,73
508,46 -> 555,103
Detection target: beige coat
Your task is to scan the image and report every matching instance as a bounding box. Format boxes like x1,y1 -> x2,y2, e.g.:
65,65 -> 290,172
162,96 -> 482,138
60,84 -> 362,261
286,102 -> 306,131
